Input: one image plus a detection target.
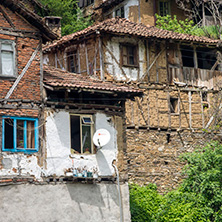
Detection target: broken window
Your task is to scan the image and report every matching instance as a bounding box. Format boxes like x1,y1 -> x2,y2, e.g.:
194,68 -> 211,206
120,44 -> 138,67
181,46 -> 218,70
181,46 -> 194,68
2,116 -> 38,153
0,40 -> 15,77
115,7 -> 125,18
70,115 -> 94,154
158,0 -> 170,16
67,50 -> 79,73
170,97 -> 179,113
196,47 -> 218,70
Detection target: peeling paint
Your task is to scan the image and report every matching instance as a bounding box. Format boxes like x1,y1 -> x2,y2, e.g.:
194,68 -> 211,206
45,110 -> 118,177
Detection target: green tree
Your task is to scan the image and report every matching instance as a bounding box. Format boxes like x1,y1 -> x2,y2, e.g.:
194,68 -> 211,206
39,0 -> 92,36
155,14 -> 220,39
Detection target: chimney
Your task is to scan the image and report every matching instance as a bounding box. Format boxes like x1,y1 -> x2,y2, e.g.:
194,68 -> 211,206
44,16 -> 62,38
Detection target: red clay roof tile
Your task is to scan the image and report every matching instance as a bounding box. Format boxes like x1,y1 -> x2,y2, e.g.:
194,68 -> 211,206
43,65 -> 142,94
43,17 -> 219,52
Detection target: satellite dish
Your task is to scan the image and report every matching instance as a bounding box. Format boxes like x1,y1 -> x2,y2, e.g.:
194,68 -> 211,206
93,129 -> 111,147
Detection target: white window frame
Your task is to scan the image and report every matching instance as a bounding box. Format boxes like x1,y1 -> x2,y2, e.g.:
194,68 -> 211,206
70,114 -> 94,154
0,39 -> 15,77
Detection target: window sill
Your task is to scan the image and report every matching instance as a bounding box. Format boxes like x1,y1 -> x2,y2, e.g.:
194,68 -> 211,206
0,75 -> 16,79
170,113 -> 179,116
122,64 -> 139,68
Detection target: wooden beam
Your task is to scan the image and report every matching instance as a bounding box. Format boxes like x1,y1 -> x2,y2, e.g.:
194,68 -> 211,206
99,36 -> 104,80
5,42 -> 41,99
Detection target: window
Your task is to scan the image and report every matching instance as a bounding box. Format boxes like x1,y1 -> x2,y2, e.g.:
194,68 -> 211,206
0,40 -> 15,77
158,0 -> 170,16
170,97 -> 179,113
121,44 -> 138,67
2,116 -> 38,153
70,115 -> 94,154
115,7 -> 125,18
67,50 -> 79,73
181,46 -> 194,68
86,0 -> 94,6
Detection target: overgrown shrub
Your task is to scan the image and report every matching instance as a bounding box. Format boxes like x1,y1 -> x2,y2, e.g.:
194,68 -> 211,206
129,141 -> 222,221
155,14 -> 220,39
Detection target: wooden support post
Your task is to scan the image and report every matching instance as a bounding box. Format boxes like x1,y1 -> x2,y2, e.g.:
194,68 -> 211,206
178,88 -> 181,129
156,90 -> 160,129
200,91 -> 205,128
156,46 -> 159,83
131,101 -> 134,126
147,91 -> 150,129
99,36 -> 104,80
167,91 -> 171,129
146,40 -> 150,82
188,91 -> 192,129
85,41 -> 89,75
78,48 -> 81,74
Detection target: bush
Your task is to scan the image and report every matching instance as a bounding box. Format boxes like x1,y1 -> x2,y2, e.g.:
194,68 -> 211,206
129,141 -> 222,221
155,14 -> 220,39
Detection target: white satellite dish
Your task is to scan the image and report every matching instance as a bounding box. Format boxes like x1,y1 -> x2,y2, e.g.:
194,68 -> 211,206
93,129 -> 111,147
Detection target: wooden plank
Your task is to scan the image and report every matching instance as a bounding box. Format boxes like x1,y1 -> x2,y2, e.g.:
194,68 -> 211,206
188,91 -> 192,129
99,36 -> 104,80
85,41 -> 89,75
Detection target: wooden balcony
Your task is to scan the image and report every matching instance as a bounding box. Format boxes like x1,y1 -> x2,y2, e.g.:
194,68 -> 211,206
169,67 -> 222,89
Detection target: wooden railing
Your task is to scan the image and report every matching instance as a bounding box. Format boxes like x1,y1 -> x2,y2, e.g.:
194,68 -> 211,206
169,67 -> 222,89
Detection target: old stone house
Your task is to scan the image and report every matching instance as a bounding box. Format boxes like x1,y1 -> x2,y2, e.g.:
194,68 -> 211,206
80,0 -> 186,26
43,17 -> 222,192
0,1 -> 142,221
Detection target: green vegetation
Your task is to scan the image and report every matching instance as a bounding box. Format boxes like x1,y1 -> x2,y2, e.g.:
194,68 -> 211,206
38,0 -> 92,36
130,141 -> 222,221
156,14 -> 221,39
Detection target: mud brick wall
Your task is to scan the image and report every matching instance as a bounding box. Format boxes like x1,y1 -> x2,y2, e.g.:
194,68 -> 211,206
126,85 -> 211,130
126,128 -> 217,192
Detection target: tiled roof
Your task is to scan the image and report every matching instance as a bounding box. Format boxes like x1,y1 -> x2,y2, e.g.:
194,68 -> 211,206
43,65 -> 141,94
43,17 -> 219,51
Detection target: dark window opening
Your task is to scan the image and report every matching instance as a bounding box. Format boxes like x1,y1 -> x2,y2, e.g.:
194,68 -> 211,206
115,7 -> 124,18
170,97 -> 178,113
158,0 -> 170,16
181,47 -> 194,68
67,50 -> 78,73
5,119 -> 13,149
202,92 -> 208,102
121,44 -> 138,67
70,115 -> 93,154
197,48 -> 218,70
166,133 -> 171,143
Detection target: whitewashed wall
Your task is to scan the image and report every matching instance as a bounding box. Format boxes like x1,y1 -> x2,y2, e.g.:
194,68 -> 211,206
45,109 -> 118,177
0,153 -> 42,179
105,36 -> 146,81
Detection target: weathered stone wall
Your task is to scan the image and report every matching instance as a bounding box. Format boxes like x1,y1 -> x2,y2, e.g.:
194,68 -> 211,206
126,128 -> 216,192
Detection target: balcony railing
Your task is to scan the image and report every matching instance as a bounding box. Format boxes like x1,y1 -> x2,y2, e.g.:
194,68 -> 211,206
169,67 -> 222,89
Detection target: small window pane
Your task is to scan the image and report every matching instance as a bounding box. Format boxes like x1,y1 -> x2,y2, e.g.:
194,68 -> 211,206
82,125 -> 91,154
82,117 -> 92,124
27,121 -> 35,149
4,119 -> 14,149
2,51 -> 14,76
17,120 -> 24,148
129,56 -> 135,65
